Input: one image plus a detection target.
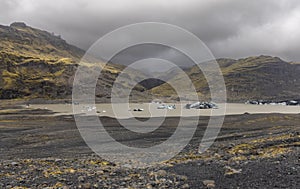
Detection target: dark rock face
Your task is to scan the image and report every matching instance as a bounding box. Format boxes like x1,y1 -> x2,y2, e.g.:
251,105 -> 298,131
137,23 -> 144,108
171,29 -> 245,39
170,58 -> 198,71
139,78 -> 165,90
0,89 -> 22,99
10,22 -> 27,28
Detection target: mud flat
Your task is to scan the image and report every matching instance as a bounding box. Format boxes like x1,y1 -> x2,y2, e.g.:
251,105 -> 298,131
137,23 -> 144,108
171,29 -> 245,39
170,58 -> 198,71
0,106 -> 299,188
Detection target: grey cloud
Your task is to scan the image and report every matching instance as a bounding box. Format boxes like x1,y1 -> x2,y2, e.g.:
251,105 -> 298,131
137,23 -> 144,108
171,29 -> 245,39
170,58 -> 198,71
1,0 -> 300,66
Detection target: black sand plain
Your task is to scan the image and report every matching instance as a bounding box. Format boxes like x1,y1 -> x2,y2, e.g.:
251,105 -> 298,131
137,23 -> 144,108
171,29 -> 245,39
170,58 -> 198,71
0,102 -> 299,188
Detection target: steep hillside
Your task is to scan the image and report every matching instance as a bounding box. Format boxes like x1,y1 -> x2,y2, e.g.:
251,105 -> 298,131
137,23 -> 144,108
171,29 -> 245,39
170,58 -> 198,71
0,22 -> 150,101
0,22 -> 84,60
151,56 -> 300,102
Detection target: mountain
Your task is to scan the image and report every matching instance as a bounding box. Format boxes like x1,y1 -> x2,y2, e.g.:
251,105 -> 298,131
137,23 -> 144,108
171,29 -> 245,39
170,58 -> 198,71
0,22 -> 150,101
1,22 -> 299,102
151,55 -> 300,102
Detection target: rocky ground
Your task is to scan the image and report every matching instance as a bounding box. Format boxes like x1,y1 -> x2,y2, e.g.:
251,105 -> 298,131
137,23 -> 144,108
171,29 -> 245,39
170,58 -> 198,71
0,105 -> 299,188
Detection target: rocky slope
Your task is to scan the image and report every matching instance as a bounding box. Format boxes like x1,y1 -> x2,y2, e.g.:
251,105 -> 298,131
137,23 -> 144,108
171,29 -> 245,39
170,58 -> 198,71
0,22 -> 150,101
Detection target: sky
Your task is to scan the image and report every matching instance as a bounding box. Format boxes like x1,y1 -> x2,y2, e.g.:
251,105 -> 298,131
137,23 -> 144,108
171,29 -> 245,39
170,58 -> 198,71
1,0 -> 300,71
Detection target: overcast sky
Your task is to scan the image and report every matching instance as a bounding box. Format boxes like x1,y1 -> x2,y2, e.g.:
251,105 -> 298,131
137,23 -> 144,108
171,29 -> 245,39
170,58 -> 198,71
1,0 -> 300,68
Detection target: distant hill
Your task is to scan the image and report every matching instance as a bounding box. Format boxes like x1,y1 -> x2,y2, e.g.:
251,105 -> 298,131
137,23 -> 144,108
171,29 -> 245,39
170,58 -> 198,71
151,55 -> 300,102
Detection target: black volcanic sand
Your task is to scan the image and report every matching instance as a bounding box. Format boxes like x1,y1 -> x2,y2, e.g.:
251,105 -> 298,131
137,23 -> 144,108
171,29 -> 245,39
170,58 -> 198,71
0,108 -> 299,188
